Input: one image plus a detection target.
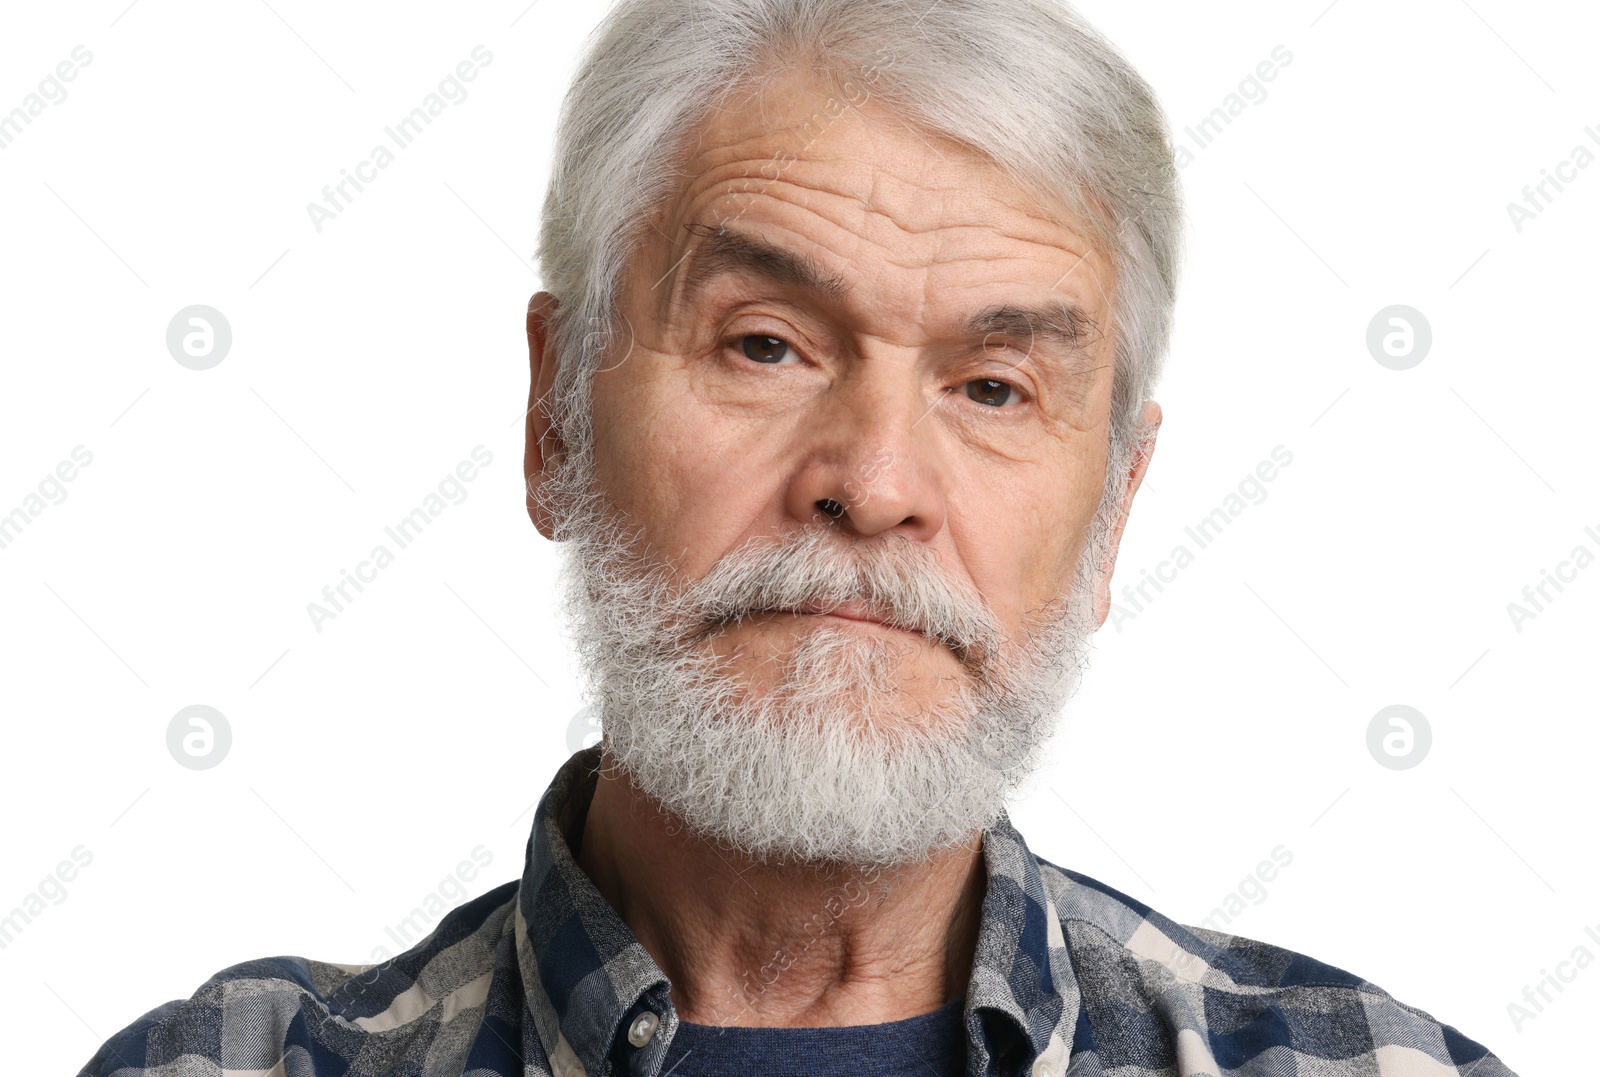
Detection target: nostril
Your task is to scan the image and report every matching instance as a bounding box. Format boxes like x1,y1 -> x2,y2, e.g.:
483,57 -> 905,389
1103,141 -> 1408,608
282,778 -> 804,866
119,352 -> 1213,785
816,498 -> 845,519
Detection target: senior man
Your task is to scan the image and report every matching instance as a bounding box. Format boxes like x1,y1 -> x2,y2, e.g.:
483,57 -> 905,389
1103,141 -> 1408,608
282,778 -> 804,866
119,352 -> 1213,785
84,0 -> 1514,1075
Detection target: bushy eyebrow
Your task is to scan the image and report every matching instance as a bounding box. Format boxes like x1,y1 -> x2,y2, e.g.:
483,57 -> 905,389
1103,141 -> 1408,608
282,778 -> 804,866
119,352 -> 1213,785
676,222 -> 849,309
965,301 -> 1094,353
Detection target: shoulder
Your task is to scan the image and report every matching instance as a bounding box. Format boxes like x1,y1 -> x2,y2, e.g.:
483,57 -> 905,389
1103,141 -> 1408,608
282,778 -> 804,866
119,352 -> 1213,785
1033,857 -> 1517,1076
78,881 -> 520,1076
78,953 -> 367,1077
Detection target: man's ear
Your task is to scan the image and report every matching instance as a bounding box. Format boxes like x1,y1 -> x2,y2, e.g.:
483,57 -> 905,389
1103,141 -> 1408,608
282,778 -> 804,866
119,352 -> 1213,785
525,292 -> 563,539
1092,400 -> 1162,629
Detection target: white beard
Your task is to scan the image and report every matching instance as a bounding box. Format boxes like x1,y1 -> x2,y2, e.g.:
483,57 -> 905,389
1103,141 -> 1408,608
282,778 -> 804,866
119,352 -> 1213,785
541,438 -> 1113,868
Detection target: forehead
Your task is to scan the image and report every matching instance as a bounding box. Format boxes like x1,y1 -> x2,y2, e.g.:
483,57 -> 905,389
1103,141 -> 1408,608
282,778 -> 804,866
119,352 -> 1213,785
637,66 -> 1113,331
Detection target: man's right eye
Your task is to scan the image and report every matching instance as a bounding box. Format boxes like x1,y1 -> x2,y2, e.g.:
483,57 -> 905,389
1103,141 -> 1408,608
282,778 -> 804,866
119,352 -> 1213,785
740,335 -> 792,364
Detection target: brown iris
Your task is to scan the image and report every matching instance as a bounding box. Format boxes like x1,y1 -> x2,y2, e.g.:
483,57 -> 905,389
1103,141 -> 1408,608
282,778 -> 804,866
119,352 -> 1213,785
966,379 -> 1012,407
741,335 -> 789,363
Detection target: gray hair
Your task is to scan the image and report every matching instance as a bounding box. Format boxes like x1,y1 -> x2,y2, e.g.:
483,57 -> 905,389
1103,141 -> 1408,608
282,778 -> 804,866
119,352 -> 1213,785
535,0 -> 1183,532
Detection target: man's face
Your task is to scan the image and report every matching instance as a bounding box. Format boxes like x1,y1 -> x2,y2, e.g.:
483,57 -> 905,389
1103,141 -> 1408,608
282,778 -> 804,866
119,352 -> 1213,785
525,66 -> 1153,865
585,68 -> 1122,719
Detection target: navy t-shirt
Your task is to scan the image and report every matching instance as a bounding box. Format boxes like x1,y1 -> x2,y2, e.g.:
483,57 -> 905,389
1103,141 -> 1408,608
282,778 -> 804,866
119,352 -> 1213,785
661,996 -> 968,1077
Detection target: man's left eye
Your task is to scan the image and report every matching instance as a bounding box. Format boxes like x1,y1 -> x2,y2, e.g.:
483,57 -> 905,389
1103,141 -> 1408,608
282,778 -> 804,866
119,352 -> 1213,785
741,335 -> 792,364
965,379 -> 1015,407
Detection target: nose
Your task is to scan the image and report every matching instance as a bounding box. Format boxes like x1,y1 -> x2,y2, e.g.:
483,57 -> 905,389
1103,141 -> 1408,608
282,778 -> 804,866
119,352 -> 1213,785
782,360 -> 947,543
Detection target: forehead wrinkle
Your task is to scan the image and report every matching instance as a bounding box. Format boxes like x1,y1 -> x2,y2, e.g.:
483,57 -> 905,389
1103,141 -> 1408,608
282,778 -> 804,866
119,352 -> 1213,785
665,67 -> 1107,268
666,149 -> 1097,271
680,145 -> 1063,243
647,160 -> 1112,358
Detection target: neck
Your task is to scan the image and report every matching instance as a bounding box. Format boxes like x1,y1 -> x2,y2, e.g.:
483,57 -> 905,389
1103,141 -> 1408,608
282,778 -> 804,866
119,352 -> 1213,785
575,752 -> 987,1027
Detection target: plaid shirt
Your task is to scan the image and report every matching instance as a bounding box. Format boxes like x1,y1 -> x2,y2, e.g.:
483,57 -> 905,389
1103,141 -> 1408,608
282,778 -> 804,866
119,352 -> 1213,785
82,747 -> 1515,1076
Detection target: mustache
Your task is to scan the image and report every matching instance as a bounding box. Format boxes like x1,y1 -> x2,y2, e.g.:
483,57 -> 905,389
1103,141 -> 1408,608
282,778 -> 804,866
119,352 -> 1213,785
670,526 -> 1009,668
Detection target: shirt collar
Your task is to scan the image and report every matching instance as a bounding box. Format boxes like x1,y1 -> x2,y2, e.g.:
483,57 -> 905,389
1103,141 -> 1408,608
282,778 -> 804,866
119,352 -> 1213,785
514,747 -> 1077,1077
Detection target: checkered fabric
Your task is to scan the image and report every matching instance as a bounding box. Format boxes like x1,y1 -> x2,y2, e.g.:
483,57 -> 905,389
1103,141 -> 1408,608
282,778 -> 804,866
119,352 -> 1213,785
81,747 -> 1515,1076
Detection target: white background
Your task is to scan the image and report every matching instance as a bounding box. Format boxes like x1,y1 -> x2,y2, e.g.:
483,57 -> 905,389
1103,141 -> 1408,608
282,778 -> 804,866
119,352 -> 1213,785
0,0 -> 1594,1073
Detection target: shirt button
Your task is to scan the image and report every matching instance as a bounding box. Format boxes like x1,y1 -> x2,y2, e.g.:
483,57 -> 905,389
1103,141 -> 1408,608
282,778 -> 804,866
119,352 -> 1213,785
627,1011 -> 660,1047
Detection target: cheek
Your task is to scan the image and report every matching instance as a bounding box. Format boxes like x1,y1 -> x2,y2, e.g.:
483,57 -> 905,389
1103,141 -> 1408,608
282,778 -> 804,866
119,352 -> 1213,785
949,457 -> 1098,621
589,349 -> 780,573
591,362 -> 693,513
